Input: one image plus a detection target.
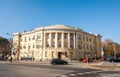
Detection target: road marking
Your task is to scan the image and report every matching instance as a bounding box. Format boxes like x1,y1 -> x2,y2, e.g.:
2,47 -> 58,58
84,72 -> 93,74
58,70 -> 105,77
69,74 -> 76,76
77,73 -> 84,75
99,73 -> 120,77
59,75 -> 68,77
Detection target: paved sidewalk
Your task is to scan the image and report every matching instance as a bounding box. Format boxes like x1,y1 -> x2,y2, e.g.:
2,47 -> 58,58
82,61 -> 120,71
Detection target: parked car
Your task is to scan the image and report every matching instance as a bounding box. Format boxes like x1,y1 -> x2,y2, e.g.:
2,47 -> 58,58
82,58 -> 92,63
50,58 -> 68,65
100,57 -> 106,61
109,57 -> 120,62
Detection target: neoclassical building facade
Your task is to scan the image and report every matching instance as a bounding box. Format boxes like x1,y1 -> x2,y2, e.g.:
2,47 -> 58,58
12,24 -> 102,61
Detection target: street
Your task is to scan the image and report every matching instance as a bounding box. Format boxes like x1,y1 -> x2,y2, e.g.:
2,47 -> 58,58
0,61 -> 120,77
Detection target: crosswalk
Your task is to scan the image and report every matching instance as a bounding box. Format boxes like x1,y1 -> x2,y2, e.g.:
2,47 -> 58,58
98,73 -> 120,77
56,70 -> 104,77
56,70 -> 120,77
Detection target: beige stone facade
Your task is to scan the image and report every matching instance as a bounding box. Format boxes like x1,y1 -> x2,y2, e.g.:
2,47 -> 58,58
12,25 -> 102,61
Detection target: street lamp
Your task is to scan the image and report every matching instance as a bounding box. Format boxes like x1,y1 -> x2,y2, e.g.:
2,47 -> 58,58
6,33 -> 13,63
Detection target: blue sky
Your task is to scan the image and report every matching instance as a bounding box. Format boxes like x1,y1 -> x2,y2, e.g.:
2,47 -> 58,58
0,0 -> 120,43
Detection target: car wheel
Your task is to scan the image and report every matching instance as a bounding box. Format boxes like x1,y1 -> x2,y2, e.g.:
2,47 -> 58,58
110,60 -> 114,63
64,62 -> 67,64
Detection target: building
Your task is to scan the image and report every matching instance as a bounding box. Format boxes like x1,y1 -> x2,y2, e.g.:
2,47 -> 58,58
12,24 -> 102,61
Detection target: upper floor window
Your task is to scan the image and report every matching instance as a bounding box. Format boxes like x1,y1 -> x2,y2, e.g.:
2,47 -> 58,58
58,33 -> 61,40
36,45 -> 40,49
24,36 -> 27,42
70,34 -> 73,41
45,51 -> 47,57
28,45 -> 30,49
78,44 -> 82,49
86,37 -> 88,42
64,34 -> 67,39
29,36 -> 31,41
89,38 -> 92,42
47,34 -> 49,39
36,33 -> 41,40
86,44 -> 89,49
47,44 -> 49,47
33,35 -> 35,40
58,43 -> 61,47
78,34 -> 82,40
90,45 -> 92,50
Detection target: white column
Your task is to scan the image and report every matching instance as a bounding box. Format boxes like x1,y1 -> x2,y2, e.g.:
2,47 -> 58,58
44,33 -> 46,48
55,32 -> 58,48
68,32 -> 70,48
49,33 -> 52,47
62,32 -> 64,48
74,32 -> 76,48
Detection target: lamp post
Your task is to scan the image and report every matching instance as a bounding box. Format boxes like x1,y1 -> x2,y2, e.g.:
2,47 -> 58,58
6,33 -> 13,63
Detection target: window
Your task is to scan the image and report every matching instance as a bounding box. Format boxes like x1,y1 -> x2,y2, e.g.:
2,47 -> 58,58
52,42 -> 55,47
89,38 -> 92,42
45,51 -> 47,57
52,51 -> 54,58
52,34 -> 55,38
78,44 -> 82,49
65,52 -> 68,57
65,44 -> 67,47
28,46 -> 30,49
70,34 -> 73,41
86,44 -> 89,49
24,36 -> 27,42
36,33 -> 41,40
90,45 -> 92,50
64,34 -> 67,39
33,44 -> 35,48
70,45 -> 73,49
47,34 -> 49,39
47,44 -> 49,47
29,36 -> 31,41
79,52 -> 82,57
86,37 -> 88,42
36,45 -> 40,49
78,34 -> 82,40
58,43 -> 61,47
83,36 -> 84,41
58,33 -> 61,40
33,35 -> 35,40
23,46 -> 26,49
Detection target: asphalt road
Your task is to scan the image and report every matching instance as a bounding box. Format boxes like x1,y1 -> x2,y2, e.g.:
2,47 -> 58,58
0,62 -> 120,77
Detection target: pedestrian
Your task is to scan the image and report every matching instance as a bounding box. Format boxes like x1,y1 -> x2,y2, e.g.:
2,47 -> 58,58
10,56 -> 12,64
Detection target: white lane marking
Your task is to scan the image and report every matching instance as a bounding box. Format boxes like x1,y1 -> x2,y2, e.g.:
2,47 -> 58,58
59,75 -> 68,77
99,73 -> 120,77
69,74 -> 77,76
58,70 -> 105,77
84,72 -> 93,74
77,73 -> 84,75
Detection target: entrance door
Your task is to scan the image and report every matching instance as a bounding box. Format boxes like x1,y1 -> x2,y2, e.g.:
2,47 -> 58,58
58,52 -> 62,59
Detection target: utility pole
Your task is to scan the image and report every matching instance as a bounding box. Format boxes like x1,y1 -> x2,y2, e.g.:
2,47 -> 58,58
6,33 -> 13,63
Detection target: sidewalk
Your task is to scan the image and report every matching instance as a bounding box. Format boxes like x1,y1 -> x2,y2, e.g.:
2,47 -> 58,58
82,61 -> 120,71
